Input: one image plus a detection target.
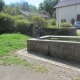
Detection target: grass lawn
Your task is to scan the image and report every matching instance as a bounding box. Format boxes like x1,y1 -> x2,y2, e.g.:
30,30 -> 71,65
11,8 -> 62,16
0,33 -> 30,57
77,32 -> 80,36
0,33 -> 48,73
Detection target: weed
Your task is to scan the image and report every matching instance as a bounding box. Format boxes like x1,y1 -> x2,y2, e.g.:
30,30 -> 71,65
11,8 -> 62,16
0,33 -> 48,73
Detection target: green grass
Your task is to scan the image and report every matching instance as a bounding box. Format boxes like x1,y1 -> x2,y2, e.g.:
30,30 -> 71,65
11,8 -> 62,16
0,33 -> 30,57
71,77 -> 80,80
76,78 -> 80,80
0,33 -> 48,73
77,32 -> 80,36
0,56 -> 48,73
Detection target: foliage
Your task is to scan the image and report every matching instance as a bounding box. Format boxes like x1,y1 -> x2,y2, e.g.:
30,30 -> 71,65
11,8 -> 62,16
39,10 -> 50,16
21,1 -> 30,11
77,32 -> 80,36
13,15 -> 25,20
39,0 -> 61,17
56,28 -> 71,36
0,12 -> 14,33
3,5 -> 20,15
48,19 -> 56,28
21,1 -> 38,13
0,0 -> 5,11
32,15 -> 48,28
0,12 -> 30,34
60,22 -> 72,27
14,19 -> 30,33
2,1 -> 38,16
52,10 -> 56,18
9,2 -> 22,11
50,19 -> 56,25
29,5 -> 39,13
3,1 -> 38,13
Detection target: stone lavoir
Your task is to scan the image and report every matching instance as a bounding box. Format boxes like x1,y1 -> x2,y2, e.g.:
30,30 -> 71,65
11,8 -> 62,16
27,35 -> 80,63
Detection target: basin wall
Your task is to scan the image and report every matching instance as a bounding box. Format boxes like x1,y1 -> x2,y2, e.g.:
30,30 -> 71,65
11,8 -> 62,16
27,39 -> 80,62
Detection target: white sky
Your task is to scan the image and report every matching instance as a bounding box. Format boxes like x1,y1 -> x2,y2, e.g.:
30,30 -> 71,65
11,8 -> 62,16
3,0 -> 44,7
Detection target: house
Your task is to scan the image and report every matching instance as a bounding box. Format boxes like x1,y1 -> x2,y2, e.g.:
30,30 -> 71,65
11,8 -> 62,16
20,11 -> 50,20
55,0 -> 80,27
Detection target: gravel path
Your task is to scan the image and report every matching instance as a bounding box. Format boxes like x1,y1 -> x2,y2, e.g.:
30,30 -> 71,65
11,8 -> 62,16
0,48 -> 80,80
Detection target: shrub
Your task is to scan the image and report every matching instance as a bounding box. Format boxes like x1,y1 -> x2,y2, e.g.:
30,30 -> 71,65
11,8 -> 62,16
0,12 -> 14,33
32,15 -> 48,28
0,12 -> 30,34
47,19 -> 56,28
51,19 -> 56,26
60,22 -> 72,27
13,15 -> 25,20
14,19 -> 30,34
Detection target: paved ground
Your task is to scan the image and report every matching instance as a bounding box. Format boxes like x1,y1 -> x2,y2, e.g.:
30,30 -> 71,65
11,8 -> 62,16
0,48 -> 80,80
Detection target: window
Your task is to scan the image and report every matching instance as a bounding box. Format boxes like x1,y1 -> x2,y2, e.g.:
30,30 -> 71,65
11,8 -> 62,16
64,19 -> 66,22
61,19 -> 66,23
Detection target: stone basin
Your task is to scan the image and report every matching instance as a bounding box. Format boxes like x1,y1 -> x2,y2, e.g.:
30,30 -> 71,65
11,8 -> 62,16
27,35 -> 80,63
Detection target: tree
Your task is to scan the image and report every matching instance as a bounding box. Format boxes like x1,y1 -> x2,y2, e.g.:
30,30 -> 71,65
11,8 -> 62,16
3,5 -> 20,15
39,0 -> 61,17
29,5 -> 38,13
2,2 -> 22,15
39,10 -> 50,16
32,15 -> 48,28
21,1 -> 38,13
56,0 -> 59,4
21,1 -> 30,11
0,0 -> 5,11
3,1 -> 39,15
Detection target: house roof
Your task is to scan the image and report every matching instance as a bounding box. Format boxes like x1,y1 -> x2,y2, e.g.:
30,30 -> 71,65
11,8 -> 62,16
20,11 -> 50,19
55,0 -> 80,8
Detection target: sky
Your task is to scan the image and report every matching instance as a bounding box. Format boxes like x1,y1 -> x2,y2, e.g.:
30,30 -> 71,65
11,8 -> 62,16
3,0 -> 44,7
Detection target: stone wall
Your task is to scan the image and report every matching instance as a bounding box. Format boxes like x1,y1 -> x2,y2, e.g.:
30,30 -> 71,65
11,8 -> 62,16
27,38 -> 80,63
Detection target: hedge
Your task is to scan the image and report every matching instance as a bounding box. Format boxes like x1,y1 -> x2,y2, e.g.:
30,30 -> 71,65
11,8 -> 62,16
0,12 -> 14,33
0,13 -> 30,34
14,19 -> 30,34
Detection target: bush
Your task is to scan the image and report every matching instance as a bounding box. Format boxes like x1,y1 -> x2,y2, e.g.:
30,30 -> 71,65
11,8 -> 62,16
13,15 -> 25,20
47,19 -> 56,28
14,19 -> 30,34
0,12 -> 30,34
32,15 -> 48,28
52,20 -> 56,25
60,22 -> 72,27
0,12 -> 14,33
